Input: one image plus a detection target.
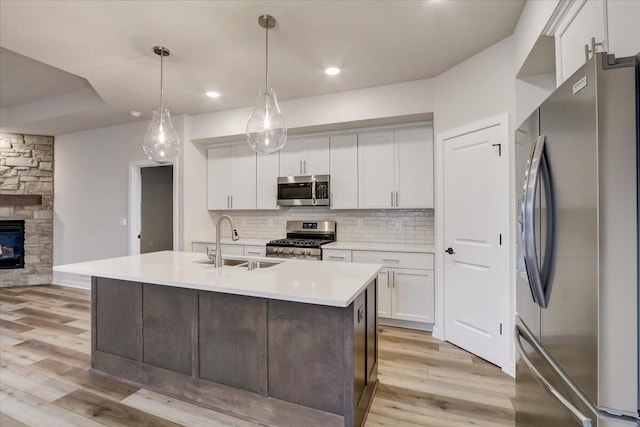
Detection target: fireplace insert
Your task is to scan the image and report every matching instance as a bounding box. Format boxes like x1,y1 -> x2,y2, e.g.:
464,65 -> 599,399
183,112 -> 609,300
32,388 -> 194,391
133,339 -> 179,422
0,220 -> 25,269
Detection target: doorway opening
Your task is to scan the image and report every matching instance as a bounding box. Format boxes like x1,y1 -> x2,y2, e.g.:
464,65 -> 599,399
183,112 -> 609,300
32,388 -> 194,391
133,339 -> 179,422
129,161 -> 178,255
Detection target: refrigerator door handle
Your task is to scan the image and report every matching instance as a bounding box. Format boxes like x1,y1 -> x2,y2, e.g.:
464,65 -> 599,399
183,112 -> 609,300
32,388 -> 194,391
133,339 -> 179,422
516,318 -> 640,425
522,135 -> 556,308
514,321 -> 593,427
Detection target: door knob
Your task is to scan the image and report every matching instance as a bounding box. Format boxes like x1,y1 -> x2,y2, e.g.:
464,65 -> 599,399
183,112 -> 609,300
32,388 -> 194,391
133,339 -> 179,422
445,247 -> 455,255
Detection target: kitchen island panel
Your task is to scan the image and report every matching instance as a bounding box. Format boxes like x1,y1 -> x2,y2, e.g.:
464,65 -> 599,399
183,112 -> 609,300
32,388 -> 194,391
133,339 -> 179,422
142,284 -> 197,375
199,292 -> 268,395
268,299 -> 347,415
93,278 -> 141,362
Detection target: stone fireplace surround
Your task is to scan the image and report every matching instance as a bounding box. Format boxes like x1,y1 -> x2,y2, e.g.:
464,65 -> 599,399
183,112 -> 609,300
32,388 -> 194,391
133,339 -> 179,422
0,132 -> 54,287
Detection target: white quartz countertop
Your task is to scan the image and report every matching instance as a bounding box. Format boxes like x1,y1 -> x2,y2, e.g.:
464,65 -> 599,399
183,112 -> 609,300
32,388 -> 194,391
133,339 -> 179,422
53,251 -> 381,308
324,241 -> 436,253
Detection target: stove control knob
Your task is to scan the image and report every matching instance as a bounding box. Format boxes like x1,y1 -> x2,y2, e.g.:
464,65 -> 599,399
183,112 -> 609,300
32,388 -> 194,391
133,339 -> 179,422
277,248 -> 283,254
304,250 -> 311,256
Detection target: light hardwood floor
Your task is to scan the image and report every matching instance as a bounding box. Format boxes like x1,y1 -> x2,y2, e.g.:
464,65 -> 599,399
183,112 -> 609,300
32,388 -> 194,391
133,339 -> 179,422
0,285 -> 514,426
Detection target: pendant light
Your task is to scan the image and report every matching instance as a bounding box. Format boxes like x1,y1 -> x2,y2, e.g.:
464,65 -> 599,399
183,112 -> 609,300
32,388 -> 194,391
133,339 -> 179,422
142,46 -> 181,164
246,14 -> 287,155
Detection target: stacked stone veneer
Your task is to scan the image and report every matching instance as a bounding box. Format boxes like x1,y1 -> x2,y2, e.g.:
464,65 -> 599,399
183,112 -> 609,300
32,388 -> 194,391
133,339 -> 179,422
0,133 -> 53,287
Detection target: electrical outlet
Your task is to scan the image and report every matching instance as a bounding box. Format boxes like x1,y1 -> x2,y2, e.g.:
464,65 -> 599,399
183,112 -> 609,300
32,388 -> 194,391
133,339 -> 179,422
357,219 -> 363,228
396,219 -> 402,228
118,217 -> 127,227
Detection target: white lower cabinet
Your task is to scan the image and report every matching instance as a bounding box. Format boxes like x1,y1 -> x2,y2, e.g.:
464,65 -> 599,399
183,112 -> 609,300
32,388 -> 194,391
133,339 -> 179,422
377,268 -> 392,318
322,249 -> 352,262
347,250 -> 435,326
391,268 -> 434,323
243,245 -> 266,257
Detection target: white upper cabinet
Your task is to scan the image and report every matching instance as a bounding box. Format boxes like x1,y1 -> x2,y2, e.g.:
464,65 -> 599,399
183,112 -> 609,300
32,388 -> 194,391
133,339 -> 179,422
256,153 -> 280,210
358,130 -> 396,209
279,136 -> 330,176
395,126 -> 434,208
554,0 -> 608,85
208,146 -> 232,210
207,143 -> 256,210
606,0 -> 640,58
358,126 -> 434,209
330,133 -> 358,209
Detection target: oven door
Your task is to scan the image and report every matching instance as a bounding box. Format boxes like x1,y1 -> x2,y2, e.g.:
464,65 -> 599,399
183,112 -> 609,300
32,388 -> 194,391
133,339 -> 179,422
277,175 -> 329,207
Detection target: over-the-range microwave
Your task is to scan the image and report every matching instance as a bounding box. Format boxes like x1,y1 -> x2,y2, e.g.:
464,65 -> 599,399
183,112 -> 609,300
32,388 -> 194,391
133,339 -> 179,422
277,175 -> 330,207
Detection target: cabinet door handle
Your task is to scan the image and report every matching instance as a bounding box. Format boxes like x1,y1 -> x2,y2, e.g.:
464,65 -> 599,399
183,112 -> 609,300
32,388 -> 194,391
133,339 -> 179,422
395,191 -> 399,207
246,251 -> 261,255
328,256 -> 344,260
300,160 -> 303,174
304,160 -> 307,174
382,258 -> 400,263
392,270 -> 395,287
227,196 -> 230,209
391,191 -> 394,207
230,195 -> 233,209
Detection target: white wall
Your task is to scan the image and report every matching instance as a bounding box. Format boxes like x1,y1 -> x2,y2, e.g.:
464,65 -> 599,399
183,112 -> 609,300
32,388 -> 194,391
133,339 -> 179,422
190,79 -> 435,141
433,36 -> 516,136
53,117 -> 185,267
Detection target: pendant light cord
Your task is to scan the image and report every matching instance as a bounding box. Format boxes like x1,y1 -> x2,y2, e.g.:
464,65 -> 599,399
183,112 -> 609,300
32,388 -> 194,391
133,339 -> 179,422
160,51 -> 164,113
265,22 -> 269,90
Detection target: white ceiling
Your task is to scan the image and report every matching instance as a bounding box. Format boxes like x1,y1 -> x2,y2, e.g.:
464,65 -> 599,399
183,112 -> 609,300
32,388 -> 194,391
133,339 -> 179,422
0,0 -> 525,136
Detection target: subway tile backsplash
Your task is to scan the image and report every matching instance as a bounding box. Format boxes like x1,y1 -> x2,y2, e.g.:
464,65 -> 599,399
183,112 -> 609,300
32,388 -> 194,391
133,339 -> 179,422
210,209 -> 434,245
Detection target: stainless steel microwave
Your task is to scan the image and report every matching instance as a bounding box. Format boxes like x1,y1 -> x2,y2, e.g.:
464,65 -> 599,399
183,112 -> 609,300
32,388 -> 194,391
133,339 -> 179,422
277,175 -> 330,207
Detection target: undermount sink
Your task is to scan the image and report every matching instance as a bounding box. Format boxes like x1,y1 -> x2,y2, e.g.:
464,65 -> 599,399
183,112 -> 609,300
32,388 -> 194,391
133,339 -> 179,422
195,258 -> 279,269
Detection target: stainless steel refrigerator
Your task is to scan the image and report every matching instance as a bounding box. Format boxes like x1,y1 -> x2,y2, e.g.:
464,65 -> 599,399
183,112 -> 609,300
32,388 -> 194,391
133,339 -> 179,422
515,52 -> 640,426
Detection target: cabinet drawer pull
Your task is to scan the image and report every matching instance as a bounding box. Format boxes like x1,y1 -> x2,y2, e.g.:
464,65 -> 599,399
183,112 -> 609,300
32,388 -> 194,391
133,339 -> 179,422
246,251 -> 261,255
382,259 -> 400,263
329,256 -> 345,260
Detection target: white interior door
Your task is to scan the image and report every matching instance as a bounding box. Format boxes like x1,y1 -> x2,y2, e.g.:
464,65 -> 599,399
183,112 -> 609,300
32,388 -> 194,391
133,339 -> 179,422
443,123 -> 507,367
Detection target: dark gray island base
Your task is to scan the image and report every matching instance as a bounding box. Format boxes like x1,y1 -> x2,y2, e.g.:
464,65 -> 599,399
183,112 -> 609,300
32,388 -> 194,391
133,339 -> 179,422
91,277 -> 378,427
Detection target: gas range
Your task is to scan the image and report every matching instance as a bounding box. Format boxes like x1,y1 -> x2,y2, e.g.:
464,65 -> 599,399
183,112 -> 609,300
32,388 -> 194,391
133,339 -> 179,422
265,221 -> 336,260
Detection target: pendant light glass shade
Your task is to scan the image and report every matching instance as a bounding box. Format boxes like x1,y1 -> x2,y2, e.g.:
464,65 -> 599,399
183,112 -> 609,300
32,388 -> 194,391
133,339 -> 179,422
246,14 -> 287,155
246,88 -> 287,154
142,46 -> 180,163
142,108 -> 180,163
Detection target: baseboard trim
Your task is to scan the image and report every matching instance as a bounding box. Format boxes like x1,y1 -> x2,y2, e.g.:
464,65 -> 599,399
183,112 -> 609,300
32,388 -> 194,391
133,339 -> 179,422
379,318 -> 433,332
52,271 -> 91,290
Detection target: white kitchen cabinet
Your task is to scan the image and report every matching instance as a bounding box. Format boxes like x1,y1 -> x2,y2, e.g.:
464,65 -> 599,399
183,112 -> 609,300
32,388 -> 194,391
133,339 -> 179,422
607,0 -> 640,58
358,126 -> 433,209
207,143 -> 256,210
256,152 -> 280,210
351,250 -> 435,327
279,135 -> 330,176
394,126 -> 434,208
330,133 -> 358,209
554,0 -> 608,85
358,130 -> 395,209
392,268 -> 434,323
190,242 -> 244,257
377,268 -> 392,318
243,245 -> 266,257
322,249 -> 353,262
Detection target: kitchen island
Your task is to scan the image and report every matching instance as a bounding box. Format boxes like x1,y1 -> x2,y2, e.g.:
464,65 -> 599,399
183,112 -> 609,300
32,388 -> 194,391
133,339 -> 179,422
54,251 -> 381,427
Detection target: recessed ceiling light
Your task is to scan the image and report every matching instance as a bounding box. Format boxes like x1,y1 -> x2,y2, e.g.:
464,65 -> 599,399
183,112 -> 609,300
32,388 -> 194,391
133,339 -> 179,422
206,91 -> 221,98
129,111 -> 141,117
325,67 -> 340,75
